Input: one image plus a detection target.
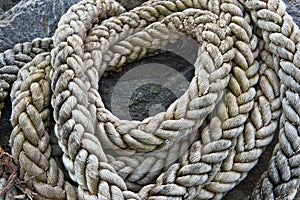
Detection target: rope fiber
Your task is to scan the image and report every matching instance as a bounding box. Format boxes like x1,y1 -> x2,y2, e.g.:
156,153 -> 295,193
0,0 -> 299,199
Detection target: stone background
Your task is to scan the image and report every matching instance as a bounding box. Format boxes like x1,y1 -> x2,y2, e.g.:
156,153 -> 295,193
0,0 -> 299,199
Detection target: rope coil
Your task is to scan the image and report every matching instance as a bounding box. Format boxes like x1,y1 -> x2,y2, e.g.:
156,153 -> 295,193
0,0 -> 299,199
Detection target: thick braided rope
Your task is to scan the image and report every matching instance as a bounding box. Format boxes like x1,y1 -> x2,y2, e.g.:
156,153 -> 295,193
82,3 -> 296,199
245,0 -> 300,198
91,0 -> 259,194
0,2 -> 297,198
0,38 -> 53,117
50,0 -> 230,156
108,1 -> 284,199
98,1 -> 284,198
51,6 -> 231,198
49,0 -> 278,198
10,52 -> 79,199
48,1 -> 232,197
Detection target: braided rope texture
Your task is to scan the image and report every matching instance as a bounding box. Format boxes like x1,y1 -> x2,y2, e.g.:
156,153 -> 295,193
0,0 -> 299,199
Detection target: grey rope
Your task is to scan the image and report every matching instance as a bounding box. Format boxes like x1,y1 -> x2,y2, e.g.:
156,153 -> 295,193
0,0 -> 299,199
0,38 -> 53,117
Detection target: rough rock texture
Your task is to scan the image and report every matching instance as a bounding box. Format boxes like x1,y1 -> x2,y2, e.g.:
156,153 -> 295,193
0,0 -> 300,199
0,0 -> 148,52
0,0 -> 82,51
0,0 -> 19,15
285,0 -> 300,25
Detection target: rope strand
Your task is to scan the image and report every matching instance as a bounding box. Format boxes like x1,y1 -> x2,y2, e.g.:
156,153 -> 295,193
0,0 -> 299,199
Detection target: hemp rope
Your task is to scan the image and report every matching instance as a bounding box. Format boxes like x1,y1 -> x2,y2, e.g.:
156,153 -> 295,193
0,0 -> 299,199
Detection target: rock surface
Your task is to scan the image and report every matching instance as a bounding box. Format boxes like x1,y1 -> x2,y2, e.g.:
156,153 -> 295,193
0,0 -> 148,51
285,0 -> 300,25
0,0 -> 19,15
0,0 -> 82,51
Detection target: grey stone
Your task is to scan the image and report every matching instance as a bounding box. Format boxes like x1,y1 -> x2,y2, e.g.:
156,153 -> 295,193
0,0 -> 19,16
285,0 -> 300,25
99,51 -> 195,121
0,0 -> 82,51
116,0 -> 148,10
0,0 -> 147,52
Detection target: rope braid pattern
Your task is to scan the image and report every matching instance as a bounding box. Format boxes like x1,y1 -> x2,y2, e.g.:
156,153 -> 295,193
10,53 -> 78,199
0,0 -> 298,199
51,5 -> 231,198
246,0 -> 300,198
97,1 -> 259,197
0,38 -> 53,117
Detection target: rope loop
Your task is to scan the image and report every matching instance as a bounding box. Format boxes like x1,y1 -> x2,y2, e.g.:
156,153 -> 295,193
0,0 -> 299,199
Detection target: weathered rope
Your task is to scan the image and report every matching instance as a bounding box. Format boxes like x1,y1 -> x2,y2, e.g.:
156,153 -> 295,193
0,38 -> 53,117
0,0 -> 299,199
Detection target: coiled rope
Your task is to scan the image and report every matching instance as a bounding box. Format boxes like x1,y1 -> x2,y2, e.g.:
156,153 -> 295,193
0,0 -> 299,199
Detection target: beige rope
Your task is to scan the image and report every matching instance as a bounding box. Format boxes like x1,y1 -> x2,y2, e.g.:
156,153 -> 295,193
0,0 -> 299,199
0,38 -> 53,117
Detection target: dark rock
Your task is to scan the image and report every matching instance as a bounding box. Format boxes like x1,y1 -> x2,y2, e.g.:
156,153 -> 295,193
99,51 -> 196,121
0,0 -> 19,16
285,0 -> 300,25
0,0 -> 82,51
116,0 -> 148,10
0,98 -> 12,151
0,0 -> 147,52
